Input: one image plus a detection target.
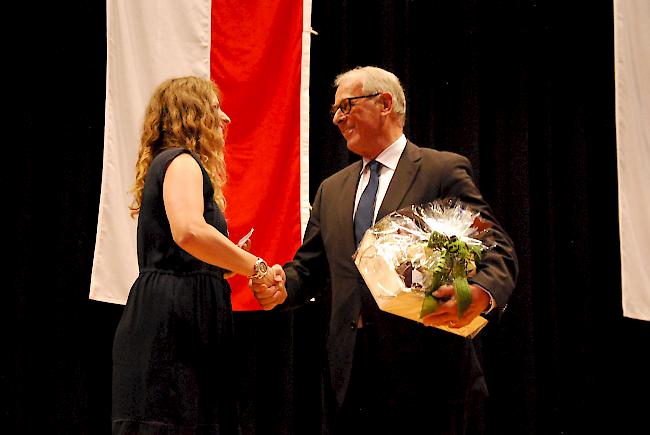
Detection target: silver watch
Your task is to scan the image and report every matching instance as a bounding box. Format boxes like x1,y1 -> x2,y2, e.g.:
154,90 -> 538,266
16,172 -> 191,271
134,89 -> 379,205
250,257 -> 269,280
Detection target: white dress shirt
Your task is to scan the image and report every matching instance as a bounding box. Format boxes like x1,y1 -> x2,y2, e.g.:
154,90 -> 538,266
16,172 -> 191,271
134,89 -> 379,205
353,134 -> 407,224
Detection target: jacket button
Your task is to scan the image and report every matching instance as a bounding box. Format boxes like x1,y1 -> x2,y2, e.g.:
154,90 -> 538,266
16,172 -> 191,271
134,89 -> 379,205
349,321 -> 356,330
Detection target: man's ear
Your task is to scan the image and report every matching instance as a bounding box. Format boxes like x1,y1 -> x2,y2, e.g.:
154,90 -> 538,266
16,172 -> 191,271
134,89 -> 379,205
379,92 -> 393,115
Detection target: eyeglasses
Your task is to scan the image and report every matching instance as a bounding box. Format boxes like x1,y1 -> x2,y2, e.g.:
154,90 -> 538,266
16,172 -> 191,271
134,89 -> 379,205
330,93 -> 381,116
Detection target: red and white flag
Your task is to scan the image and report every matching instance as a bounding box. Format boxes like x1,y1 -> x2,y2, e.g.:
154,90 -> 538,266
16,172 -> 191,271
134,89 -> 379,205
614,0 -> 650,321
90,0 -> 312,310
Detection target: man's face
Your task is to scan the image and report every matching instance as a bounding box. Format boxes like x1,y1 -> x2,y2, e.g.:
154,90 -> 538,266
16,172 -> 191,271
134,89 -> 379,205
332,80 -> 383,158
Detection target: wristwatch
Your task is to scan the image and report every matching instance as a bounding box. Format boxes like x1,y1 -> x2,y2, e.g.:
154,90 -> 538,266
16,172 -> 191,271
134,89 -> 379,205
250,257 -> 269,280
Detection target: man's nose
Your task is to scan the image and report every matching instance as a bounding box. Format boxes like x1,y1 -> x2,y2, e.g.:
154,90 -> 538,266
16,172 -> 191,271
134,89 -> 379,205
332,109 -> 345,125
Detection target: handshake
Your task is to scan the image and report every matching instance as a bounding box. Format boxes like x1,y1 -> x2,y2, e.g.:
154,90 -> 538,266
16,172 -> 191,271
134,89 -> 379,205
248,264 -> 288,310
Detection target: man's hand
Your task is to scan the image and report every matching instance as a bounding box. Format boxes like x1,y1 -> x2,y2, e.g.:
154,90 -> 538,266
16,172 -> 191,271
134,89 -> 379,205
420,284 -> 490,328
249,264 -> 287,310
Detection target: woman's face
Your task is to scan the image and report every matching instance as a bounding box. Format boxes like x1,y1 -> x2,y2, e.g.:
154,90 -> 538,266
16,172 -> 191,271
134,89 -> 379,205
210,94 -> 231,136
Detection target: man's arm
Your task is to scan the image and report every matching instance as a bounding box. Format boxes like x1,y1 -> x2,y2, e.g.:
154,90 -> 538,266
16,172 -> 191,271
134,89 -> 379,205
250,183 -> 330,310
423,153 -> 518,327
283,183 -> 329,308
445,154 -> 518,308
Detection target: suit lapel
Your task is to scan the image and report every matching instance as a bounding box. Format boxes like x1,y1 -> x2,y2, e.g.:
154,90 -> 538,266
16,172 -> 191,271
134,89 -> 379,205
376,141 -> 422,221
339,160 -> 363,251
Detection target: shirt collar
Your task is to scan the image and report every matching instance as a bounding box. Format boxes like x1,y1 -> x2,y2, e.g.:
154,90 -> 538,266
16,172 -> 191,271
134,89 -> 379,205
361,134 -> 407,173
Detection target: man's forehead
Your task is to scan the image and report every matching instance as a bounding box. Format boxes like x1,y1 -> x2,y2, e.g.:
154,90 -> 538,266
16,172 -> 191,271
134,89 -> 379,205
334,80 -> 363,101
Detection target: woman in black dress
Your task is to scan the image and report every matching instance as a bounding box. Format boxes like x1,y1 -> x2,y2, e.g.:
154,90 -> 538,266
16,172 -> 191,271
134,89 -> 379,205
111,76 -> 283,434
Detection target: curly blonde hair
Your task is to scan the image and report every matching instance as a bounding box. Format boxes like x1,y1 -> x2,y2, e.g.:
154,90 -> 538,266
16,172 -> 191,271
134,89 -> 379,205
130,76 -> 228,217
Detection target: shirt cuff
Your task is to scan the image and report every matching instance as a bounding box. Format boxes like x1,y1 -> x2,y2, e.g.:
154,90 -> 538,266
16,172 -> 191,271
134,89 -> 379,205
483,292 -> 496,315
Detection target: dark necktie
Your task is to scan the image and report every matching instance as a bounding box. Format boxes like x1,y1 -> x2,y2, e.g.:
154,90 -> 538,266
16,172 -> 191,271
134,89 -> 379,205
354,160 -> 381,246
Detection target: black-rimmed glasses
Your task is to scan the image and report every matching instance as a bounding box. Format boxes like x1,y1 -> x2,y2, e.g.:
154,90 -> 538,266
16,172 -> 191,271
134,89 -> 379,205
330,93 -> 381,116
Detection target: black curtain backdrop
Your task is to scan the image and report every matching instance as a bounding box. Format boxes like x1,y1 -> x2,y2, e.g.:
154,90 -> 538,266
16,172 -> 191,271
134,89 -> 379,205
7,1 -> 650,434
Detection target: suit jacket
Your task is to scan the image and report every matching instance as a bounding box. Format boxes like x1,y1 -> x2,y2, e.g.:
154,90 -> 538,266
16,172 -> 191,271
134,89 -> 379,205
284,141 -> 518,410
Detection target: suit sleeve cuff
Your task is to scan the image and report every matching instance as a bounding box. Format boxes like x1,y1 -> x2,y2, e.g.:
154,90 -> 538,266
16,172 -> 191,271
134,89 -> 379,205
474,283 -> 496,315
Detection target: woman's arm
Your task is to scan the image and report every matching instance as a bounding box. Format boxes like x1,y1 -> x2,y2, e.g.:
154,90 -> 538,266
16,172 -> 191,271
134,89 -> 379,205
163,153 -> 271,283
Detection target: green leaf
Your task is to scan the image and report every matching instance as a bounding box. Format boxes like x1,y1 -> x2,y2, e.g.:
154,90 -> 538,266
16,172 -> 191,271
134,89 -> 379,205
427,249 -> 447,293
470,245 -> 482,259
453,276 -> 472,317
451,258 -> 466,279
428,231 -> 448,249
420,294 -> 439,318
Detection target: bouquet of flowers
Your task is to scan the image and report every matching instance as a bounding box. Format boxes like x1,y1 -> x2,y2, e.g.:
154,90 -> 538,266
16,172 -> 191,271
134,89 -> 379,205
353,199 -> 494,338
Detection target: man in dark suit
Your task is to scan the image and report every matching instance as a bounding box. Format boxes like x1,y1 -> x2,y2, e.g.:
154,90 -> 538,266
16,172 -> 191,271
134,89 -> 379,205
252,66 -> 518,435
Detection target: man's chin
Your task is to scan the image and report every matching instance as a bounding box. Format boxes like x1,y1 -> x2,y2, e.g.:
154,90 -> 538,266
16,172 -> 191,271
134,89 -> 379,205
346,141 -> 362,156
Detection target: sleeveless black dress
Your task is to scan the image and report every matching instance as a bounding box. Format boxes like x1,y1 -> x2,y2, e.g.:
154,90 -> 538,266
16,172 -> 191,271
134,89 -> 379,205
112,148 -> 237,434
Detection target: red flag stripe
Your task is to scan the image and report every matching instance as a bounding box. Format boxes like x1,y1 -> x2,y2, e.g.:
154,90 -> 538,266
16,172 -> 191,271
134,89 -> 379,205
211,0 -> 304,310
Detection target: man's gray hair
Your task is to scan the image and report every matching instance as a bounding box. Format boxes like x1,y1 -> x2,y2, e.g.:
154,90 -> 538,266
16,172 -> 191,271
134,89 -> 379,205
334,66 -> 406,123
